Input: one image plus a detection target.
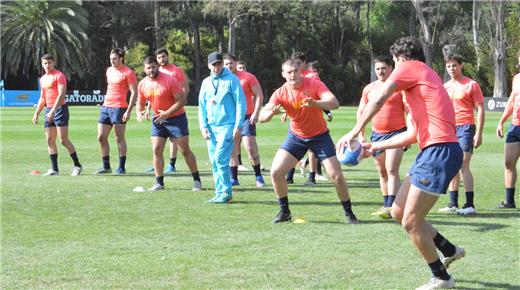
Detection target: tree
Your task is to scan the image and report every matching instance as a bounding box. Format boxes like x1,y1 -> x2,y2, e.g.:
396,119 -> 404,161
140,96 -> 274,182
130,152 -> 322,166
487,0 -> 508,98
1,0 -> 91,79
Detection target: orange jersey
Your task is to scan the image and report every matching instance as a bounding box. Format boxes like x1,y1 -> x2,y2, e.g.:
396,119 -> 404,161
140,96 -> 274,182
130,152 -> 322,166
387,61 -> 457,149
104,65 -> 137,108
444,76 -> 484,126
40,70 -> 67,108
235,70 -> 260,115
138,72 -> 184,118
269,78 -> 330,138
159,63 -> 187,83
361,80 -> 406,133
304,71 -> 321,81
511,74 -> 520,126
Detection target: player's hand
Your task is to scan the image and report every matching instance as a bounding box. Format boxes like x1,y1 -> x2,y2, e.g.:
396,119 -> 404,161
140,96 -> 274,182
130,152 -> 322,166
280,112 -> 287,122
336,130 -> 356,153
201,128 -> 210,140
45,109 -> 55,122
144,110 -> 150,120
497,124 -> 504,138
32,114 -> 39,124
473,133 -> 483,148
301,97 -> 318,108
249,114 -> 259,125
122,110 -> 131,122
136,110 -> 146,122
233,127 -> 241,142
358,135 -> 366,144
361,142 -> 374,159
153,110 -> 167,124
271,104 -> 285,115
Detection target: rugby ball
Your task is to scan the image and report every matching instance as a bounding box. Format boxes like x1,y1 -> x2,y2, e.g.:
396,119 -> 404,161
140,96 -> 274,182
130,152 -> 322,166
337,139 -> 364,166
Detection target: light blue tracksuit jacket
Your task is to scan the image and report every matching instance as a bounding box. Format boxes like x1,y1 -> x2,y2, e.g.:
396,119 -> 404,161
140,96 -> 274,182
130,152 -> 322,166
198,68 -> 246,197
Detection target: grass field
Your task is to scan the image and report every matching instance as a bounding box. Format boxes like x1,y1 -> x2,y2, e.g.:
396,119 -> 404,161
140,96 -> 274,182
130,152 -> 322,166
1,106 -> 519,289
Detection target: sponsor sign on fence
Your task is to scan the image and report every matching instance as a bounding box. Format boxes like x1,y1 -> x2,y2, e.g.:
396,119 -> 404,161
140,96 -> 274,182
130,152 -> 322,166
65,90 -> 105,106
484,97 -> 508,112
1,89 -> 106,107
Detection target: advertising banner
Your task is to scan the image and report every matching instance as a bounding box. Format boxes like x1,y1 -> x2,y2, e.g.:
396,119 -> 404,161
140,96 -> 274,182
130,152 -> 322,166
65,90 -> 105,106
1,90 -> 40,107
484,97 -> 508,112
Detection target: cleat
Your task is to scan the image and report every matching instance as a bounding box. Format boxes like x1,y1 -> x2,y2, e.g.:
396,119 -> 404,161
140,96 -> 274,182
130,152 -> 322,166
71,166 -> 82,176
255,176 -> 266,188
416,276 -> 455,290
326,112 -> 333,122
237,165 -> 250,171
148,183 -> 165,191
498,201 -> 516,209
371,206 -> 386,216
299,163 -> 306,178
44,169 -> 60,176
206,194 -> 220,203
347,214 -> 360,224
286,178 -> 294,184
304,180 -> 316,186
212,194 -> 232,204
164,164 -> 176,174
192,180 -> 202,191
113,168 -> 126,175
441,245 -> 465,269
316,174 -> 328,181
97,167 -> 112,174
379,207 -> 392,219
456,206 -> 476,215
144,167 -> 155,173
231,179 -> 240,186
438,205 -> 458,213
273,210 -> 292,223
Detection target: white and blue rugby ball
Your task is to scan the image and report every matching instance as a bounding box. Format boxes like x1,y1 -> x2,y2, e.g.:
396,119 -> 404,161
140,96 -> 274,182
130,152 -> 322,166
337,139 -> 364,166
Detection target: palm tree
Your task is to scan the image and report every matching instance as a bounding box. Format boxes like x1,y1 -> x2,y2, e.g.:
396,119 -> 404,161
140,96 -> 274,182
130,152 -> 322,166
1,0 -> 91,79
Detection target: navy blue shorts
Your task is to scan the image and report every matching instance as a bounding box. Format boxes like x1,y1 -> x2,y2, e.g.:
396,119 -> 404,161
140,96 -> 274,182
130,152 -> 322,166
240,114 -> 257,136
98,106 -> 127,125
408,142 -> 463,195
370,127 -> 407,157
280,130 -> 336,161
506,124 -> 520,143
151,113 -> 189,139
44,105 -> 69,128
456,124 -> 476,153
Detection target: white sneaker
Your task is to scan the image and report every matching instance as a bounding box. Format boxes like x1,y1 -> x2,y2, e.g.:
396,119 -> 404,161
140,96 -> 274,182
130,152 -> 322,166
44,169 -> 59,176
438,205 -> 458,213
148,184 -> 165,191
237,165 -> 250,171
316,174 -> 328,181
456,206 -> 476,215
192,180 -> 202,191
71,166 -> 82,176
441,245 -> 465,268
416,276 -> 455,290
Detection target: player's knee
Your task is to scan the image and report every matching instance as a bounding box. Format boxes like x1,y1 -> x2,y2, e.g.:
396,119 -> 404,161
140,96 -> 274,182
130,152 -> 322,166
505,158 -> 517,170
270,166 -> 285,179
115,135 -> 125,144
97,134 -> 107,143
401,216 -> 419,234
328,170 -> 343,184
391,208 -> 403,224
378,169 -> 388,179
387,167 -> 399,178
59,137 -> 68,146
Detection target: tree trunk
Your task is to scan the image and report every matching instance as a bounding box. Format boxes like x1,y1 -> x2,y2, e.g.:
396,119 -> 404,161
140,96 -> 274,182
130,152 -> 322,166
366,0 -> 375,82
153,1 -> 162,50
472,1 -> 482,70
491,0 -> 508,98
408,4 -> 416,37
228,13 -> 237,55
184,2 -> 201,90
411,0 -> 433,67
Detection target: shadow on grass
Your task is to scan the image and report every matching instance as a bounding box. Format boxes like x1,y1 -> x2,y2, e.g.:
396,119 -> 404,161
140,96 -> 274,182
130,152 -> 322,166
311,219 -> 394,225
428,219 -> 509,232
81,170 -> 216,178
233,200 -> 382,207
456,279 -> 519,290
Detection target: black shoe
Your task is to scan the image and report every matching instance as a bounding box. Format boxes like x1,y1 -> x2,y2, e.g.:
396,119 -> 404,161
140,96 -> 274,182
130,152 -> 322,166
347,214 -> 360,224
273,210 -> 292,223
286,179 -> 294,184
498,201 -> 516,209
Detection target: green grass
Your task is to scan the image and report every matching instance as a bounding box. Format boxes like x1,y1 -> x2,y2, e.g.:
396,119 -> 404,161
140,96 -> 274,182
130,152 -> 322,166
1,106 -> 519,289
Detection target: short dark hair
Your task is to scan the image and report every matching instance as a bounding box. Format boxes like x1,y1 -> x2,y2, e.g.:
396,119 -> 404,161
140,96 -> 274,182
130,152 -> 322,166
444,53 -> 463,64
291,52 -> 306,62
41,54 -> 54,61
308,61 -> 320,72
373,55 -> 393,67
143,56 -> 158,65
223,53 -> 236,61
237,60 -> 246,66
110,48 -> 125,58
389,37 -> 425,62
155,48 -> 168,56
282,58 -> 300,70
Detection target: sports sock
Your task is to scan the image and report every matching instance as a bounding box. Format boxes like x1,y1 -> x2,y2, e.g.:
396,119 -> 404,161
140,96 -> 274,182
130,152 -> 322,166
230,166 -> 238,180
464,191 -> 474,207
383,195 -> 389,207
238,154 -> 243,165
191,171 -> 201,182
316,159 -> 322,175
506,188 -> 515,204
308,171 -> 316,183
388,195 -> 396,207
449,191 -> 459,207
156,176 -> 164,186
428,259 -> 451,280
253,164 -> 261,177
119,156 -> 126,170
433,232 -> 456,258
278,196 -> 290,213
170,157 -> 177,168
286,168 -> 295,181
70,152 -> 81,167
102,156 -> 110,169
50,154 -> 59,171
341,199 -> 355,219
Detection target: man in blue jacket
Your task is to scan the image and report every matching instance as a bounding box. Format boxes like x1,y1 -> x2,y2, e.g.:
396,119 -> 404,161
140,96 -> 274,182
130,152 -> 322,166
199,52 -> 246,203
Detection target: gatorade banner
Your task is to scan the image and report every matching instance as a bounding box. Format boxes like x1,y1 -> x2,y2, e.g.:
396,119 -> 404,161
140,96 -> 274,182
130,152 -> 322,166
65,90 -> 105,106
484,97 -> 508,112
